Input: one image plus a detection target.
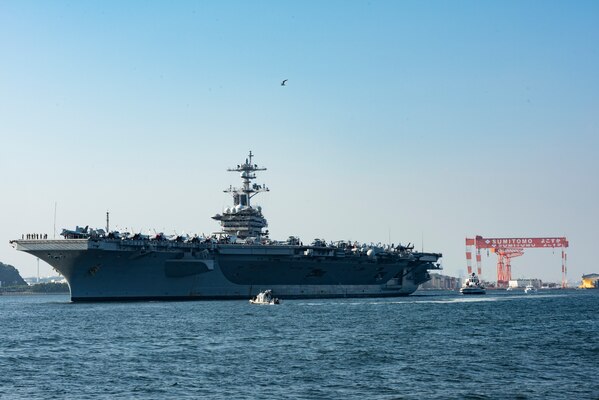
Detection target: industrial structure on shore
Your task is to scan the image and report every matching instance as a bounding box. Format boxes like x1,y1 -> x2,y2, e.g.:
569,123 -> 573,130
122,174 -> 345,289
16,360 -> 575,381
465,235 -> 569,288
420,273 -> 460,290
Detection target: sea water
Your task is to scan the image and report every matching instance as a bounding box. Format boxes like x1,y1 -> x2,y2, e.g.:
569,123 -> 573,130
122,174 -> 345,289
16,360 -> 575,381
1,290 -> 598,399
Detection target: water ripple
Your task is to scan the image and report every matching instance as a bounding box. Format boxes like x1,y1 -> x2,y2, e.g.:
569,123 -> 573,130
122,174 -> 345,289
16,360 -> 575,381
0,291 -> 598,399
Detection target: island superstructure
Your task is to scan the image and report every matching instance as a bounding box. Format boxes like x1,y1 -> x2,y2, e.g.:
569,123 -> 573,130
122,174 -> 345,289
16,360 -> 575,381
211,151 -> 269,239
11,152 -> 442,302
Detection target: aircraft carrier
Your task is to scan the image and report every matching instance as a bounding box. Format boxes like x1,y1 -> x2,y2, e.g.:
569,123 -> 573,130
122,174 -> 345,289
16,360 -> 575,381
11,152 -> 442,302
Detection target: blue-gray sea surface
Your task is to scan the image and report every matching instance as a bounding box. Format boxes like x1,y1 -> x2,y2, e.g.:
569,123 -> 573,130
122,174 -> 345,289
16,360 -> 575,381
1,290 -> 598,399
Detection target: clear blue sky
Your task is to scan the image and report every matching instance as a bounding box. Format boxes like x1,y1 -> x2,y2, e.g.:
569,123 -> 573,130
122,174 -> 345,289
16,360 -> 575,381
1,1 -> 598,283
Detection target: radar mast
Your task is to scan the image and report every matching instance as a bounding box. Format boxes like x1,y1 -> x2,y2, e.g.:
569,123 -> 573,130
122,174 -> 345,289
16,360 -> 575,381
224,150 -> 269,208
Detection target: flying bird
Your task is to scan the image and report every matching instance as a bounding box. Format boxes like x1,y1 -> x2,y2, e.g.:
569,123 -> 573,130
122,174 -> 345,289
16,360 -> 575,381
281,79 -> 288,86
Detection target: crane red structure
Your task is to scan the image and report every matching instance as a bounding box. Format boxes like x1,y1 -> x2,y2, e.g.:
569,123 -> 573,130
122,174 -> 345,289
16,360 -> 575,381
465,236 -> 569,288
495,248 -> 525,285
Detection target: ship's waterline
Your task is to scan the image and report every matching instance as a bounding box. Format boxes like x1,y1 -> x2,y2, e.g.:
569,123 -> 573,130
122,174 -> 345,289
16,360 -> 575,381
11,152 -> 441,301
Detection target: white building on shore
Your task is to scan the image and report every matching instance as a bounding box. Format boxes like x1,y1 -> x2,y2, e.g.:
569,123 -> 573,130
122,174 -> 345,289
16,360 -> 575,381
508,279 -> 542,289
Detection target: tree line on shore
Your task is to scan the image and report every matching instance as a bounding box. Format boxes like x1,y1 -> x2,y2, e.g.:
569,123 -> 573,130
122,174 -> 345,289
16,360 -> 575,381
0,262 -> 69,293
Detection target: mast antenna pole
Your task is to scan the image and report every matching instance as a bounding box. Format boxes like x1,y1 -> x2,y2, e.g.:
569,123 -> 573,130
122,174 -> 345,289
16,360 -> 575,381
106,211 -> 110,233
53,202 -> 57,239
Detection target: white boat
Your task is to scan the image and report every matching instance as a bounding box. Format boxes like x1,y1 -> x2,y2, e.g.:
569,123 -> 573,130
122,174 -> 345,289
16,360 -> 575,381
249,290 -> 280,305
524,284 -> 537,294
460,273 -> 486,295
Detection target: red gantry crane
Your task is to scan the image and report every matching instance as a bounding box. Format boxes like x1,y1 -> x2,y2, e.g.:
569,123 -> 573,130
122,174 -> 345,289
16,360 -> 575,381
465,236 -> 569,288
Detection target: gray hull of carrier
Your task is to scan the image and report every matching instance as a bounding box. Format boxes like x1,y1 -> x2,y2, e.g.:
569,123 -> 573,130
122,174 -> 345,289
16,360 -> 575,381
13,239 -> 440,301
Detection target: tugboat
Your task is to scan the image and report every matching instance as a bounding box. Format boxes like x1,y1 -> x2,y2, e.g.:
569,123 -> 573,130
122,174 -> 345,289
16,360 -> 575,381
249,290 -> 280,305
524,284 -> 537,294
460,273 -> 486,295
